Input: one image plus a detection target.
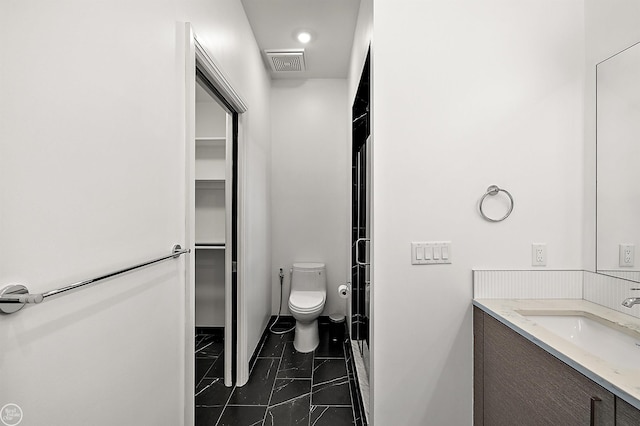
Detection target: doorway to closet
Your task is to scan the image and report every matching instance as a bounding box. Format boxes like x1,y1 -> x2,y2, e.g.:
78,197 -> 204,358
193,70 -> 239,393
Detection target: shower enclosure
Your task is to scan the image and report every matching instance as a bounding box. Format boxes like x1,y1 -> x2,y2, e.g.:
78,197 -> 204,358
351,50 -> 371,378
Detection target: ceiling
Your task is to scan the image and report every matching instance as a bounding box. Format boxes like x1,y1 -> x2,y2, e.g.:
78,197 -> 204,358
240,0 -> 361,79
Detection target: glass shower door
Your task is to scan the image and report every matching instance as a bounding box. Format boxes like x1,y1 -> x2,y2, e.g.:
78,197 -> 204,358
352,137 -> 371,377
351,48 -> 370,380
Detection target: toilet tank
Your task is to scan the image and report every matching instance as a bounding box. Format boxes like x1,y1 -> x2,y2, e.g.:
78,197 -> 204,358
291,263 -> 326,292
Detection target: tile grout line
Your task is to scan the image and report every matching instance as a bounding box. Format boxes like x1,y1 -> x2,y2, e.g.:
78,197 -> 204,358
312,376 -> 349,388
267,392 -> 312,409
344,343 -> 359,426
260,377 -> 314,381
309,339 -> 315,426
195,356 -> 218,389
312,404 -> 354,407
194,333 -> 231,426
261,334 -> 286,426
195,341 -> 214,354
213,382 -> 237,426
195,377 -> 225,398
222,404 -> 269,407
310,406 -> 328,426
211,346 -> 237,426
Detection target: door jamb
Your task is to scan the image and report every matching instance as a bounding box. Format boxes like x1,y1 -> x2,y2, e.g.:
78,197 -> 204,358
183,23 -> 249,426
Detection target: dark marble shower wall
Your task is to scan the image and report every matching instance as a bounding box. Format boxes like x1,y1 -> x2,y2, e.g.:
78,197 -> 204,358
195,318 -> 366,426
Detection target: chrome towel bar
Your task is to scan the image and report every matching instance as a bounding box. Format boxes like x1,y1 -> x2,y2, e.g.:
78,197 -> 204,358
0,244 -> 190,315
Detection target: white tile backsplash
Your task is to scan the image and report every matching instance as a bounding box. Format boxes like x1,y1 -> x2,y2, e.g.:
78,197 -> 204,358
473,269 -> 640,319
473,270 -> 583,299
583,271 -> 640,319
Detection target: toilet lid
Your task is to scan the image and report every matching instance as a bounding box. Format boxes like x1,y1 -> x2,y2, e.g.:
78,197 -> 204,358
289,291 -> 325,312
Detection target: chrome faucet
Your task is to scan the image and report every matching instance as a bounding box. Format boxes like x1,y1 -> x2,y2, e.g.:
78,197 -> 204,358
622,297 -> 640,308
622,288 -> 640,308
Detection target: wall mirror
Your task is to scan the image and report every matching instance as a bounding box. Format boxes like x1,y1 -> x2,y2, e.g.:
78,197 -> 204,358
597,40 -> 640,282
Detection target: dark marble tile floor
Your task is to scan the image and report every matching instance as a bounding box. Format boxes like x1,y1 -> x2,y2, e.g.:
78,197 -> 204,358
195,318 -> 366,426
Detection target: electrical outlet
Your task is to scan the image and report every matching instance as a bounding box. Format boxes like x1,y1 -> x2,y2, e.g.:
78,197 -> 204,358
619,244 -> 635,267
532,243 -> 547,266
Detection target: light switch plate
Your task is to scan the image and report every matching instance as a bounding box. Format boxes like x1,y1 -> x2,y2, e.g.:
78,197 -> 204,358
412,242 -> 452,265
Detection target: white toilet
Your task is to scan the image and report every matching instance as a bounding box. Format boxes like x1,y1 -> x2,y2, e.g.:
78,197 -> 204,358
288,262 -> 327,353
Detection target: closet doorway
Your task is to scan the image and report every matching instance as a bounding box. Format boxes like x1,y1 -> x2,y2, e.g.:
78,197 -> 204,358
185,27 -> 249,425
193,73 -> 238,388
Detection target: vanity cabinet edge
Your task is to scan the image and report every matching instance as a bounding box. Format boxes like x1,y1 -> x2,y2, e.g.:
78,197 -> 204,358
473,306 -> 484,426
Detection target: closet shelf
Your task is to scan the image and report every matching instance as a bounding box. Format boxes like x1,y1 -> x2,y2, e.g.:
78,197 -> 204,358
195,177 -> 225,184
195,180 -> 225,189
195,243 -> 226,250
196,137 -> 225,146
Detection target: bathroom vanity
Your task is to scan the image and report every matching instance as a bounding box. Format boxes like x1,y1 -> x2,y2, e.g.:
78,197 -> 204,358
470,30 -> 640,426
473,300 -> 640,426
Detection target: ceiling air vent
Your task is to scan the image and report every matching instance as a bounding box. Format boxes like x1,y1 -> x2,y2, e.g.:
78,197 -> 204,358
265,49 -> 306,73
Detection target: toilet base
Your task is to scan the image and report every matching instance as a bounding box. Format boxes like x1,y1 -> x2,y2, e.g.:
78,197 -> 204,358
293,319 -> 319,353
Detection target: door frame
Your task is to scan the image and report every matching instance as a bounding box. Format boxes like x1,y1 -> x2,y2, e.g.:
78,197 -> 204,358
183,23 -> 249,425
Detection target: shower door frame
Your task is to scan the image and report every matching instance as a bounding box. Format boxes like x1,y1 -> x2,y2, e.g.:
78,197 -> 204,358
352,139 -> 371,357
351,48 -> 371,374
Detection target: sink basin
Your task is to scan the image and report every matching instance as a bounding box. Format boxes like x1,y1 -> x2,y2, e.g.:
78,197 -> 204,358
519,312 -> 640,370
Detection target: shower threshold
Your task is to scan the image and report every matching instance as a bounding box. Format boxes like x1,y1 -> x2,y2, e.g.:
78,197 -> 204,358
351,340 -> 370,424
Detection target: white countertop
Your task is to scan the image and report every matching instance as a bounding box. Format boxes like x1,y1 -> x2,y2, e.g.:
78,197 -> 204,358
473,298 -> 640,410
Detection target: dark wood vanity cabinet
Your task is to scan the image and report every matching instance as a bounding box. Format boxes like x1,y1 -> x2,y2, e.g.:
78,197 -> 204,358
474,307 -> 616,425
617,397 -> 640,425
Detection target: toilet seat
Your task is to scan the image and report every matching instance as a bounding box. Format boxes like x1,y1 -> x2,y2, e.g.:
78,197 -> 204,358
289,291 -> 325,312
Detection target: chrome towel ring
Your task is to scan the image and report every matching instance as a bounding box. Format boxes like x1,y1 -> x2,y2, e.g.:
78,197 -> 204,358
479,185 -> 514,222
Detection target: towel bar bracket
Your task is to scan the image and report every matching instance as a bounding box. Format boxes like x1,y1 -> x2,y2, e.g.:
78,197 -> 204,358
0,284 -> 40,314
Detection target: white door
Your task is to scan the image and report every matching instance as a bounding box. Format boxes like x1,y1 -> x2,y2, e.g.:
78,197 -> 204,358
0,76 -> 189,426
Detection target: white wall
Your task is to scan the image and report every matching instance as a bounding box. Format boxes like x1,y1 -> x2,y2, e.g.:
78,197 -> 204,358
584,0 -> 640,272
270,79 -> 349,316
584,0 -> 640,64
348,0 -> 373,103
195,99 -> 227,138
371,1 -> 585,425
0,1 -> 271,425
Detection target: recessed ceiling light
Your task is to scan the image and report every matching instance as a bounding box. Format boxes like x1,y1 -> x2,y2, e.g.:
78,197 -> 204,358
297,31 -> 312,44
